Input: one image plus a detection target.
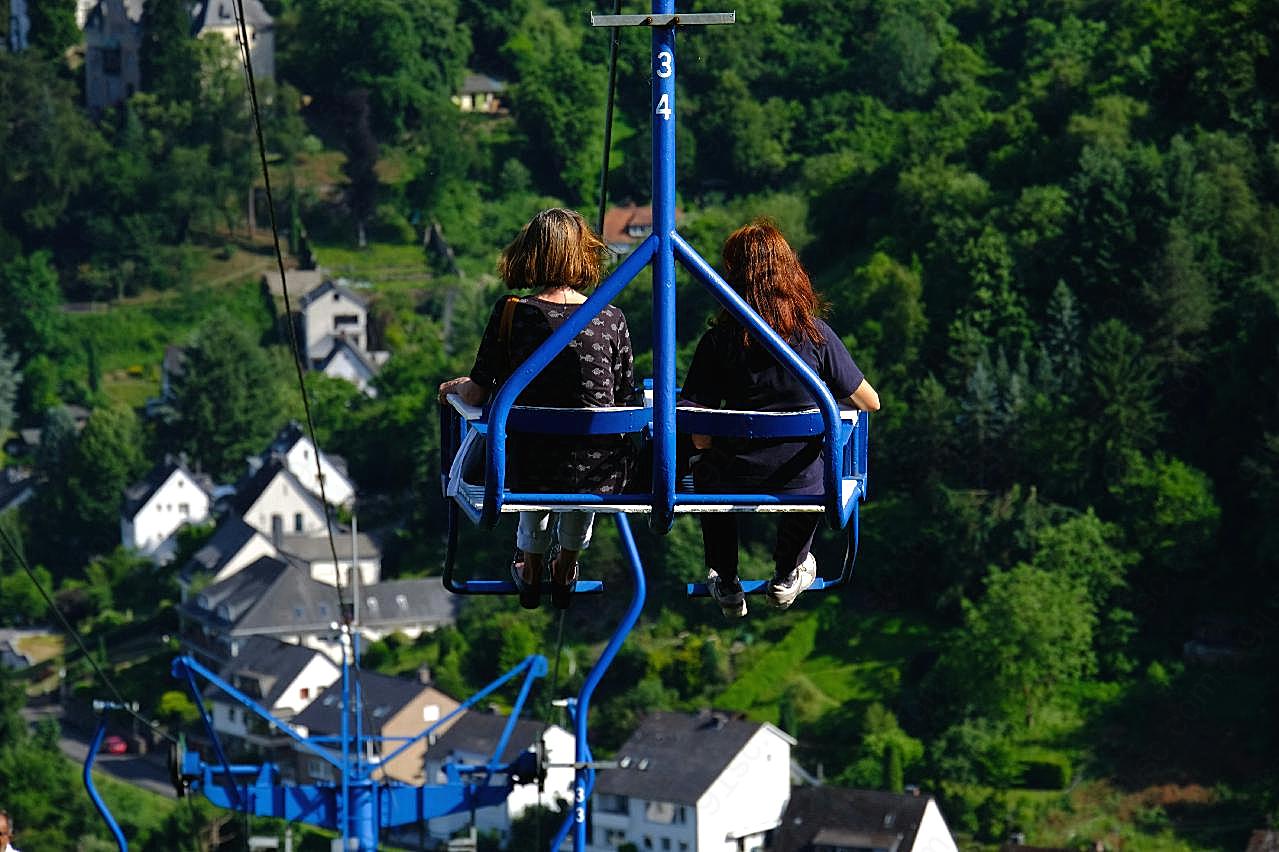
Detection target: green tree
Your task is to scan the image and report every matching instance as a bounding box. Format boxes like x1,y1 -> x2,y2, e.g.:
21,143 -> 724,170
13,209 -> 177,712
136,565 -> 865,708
1085,319 -> 1163,479
26,0 -> 79,59
168,313 -> 287,480
140,0 -> 201,103
0,251 -> 63,361
940,564 -> 1096,729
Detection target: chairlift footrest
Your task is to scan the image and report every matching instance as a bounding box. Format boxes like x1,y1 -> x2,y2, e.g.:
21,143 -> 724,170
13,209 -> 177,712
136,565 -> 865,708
686,576 -> 836,597
449,579 -> 606,596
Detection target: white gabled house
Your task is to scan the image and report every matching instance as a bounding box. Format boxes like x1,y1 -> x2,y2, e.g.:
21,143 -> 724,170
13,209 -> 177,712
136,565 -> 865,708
191,0 -> 275,80
425,713 -> 575,845
208,635 -> 340,758
587,711 -> 795,852
315,338 -> 388,398
230,457 -> 329,541
296,279 -> 389,397
178,515 -> 276,601
120,457 -> 214,564
262,422 -> 356,507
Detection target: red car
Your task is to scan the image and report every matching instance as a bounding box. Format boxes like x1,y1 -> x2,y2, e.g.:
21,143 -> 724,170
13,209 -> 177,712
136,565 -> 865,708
102,734 -> 128,755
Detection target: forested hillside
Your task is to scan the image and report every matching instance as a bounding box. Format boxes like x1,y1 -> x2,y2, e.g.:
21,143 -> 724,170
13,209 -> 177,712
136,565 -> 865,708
1,0 -> 1277,848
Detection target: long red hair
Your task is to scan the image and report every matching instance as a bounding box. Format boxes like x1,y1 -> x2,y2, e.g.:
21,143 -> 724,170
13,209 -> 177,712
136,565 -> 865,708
719,219 -> 826,346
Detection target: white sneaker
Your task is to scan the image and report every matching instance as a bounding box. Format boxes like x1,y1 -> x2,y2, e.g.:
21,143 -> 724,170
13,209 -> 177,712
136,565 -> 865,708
708,570 -> 747,618
768,553 -> 817,610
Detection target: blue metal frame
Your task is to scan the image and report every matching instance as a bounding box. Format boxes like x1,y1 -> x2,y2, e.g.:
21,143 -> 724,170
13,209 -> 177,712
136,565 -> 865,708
84,709 -> 129,852
156,652 -> 549,851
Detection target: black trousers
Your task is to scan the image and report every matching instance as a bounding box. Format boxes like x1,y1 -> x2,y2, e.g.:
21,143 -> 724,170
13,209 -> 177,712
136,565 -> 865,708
698,512 -> 821,584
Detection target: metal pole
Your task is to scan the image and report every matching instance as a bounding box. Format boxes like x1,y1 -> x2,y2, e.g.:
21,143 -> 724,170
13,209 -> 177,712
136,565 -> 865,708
650,0 -> 678,533
84,715 -> 129,851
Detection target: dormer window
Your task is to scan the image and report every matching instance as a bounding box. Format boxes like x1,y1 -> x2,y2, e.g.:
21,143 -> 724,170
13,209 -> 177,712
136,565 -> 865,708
395,594 -> 409,612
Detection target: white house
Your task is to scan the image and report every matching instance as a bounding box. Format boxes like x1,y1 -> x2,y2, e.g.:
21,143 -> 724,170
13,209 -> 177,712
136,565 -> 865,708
300,279 -> 371,363
178,515 -> 277,601
774,786 -> 959,852
297,279 -> 390,397
208,635 -> 340,757
588,711 -> 794,852
425,712 -> 575,845
230,457 -> 330,541
190,0 -> 274,80
262,422 -> 356,507
121,458 -> 214,564
278,531 -> 380,589
315,338 -> 386,398
83,0 -> 143,113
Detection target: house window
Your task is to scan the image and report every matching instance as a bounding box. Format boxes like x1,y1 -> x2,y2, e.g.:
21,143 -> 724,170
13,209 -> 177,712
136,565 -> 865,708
179,503 -> 190,516
102,46 -> 122,75
294,512 -> 304,532
300,687 -> 309,700
334,314 -> 359,328
643,839 -> 653,850
679,844 -> 688,852
603,829 -> 627,847
674,806 -> 687,825
423,704 -> 440,722
395,594 -> 409,612
597,794 -> 628,815
646,801 -> 676,824
661,839 -> 671,851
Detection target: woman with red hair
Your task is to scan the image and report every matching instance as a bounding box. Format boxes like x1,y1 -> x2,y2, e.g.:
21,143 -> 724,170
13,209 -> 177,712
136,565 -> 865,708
680,219 -> 880,618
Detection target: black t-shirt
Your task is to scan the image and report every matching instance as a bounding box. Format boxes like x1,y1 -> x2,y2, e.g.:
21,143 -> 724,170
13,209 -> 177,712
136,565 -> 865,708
470,296 -> 634,494
679,318 -> 864,493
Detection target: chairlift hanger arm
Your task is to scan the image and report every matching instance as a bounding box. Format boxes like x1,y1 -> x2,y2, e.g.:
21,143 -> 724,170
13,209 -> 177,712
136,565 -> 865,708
590,11 -> 734,26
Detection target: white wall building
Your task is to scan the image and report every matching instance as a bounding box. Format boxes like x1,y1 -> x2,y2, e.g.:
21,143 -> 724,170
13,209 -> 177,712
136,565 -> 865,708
775,786 -> 959,852
263,422 -> 356,508
230,459 -> 329,541
425,714 -> 575,845
587,711 -> 794,852
121,459 -> 213,564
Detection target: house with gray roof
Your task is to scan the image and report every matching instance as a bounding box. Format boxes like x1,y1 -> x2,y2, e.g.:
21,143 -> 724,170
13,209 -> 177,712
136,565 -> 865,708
231,456 -> 330,541
297,278 -> 389,396
207,635 -> 340,760
83,0 -> 143,112
775,786 -> 957,852
178,515 -> 276,599
180,556 -> 459,662
258,421 -> 356,507
424,711 -> 575,845
190,0 -> 273,79
120,456 -> 214,564
588,711 -> 795,852
292,670 -> 460,784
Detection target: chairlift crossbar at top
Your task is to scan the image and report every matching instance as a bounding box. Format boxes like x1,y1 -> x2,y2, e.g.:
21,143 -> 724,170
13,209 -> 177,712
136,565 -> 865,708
589,12 -> 735,27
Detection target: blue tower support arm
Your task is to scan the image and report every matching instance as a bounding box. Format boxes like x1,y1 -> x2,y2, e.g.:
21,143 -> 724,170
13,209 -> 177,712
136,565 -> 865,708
172,655 -> 345,770
84,714 -> 129,852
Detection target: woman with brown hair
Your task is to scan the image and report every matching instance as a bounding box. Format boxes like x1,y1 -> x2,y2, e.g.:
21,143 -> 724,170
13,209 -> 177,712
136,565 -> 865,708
438,209 -> 635,609
680,219 -> 879,618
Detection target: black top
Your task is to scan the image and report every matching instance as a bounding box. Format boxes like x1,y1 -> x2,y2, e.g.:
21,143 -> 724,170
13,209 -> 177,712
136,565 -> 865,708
679,318 -> 864,492
470,296 -> 634,494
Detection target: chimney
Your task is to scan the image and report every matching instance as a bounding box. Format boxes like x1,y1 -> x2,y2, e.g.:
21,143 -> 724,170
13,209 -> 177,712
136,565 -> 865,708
417,664 -> 431,685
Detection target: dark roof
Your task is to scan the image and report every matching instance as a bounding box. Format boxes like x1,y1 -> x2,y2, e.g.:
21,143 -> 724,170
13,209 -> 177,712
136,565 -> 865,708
190,0 -> 271,32
278,531 -> 380,565
230,457 -> 326,518
594,711 -> 768,805
0,468 -> 34,513
182,559 -> 457,636
215,635 -> 332,709
298,278 -> 367,310
427,711 -> 543,764
357,578 -> 459,628
775,787 -> 934,852
259,423 -> 352,487
121,457 -> 213,519
459,73 -> 506,94
293,670 -> 427,736
180,515 -> 268,584
316,336 -> 381,377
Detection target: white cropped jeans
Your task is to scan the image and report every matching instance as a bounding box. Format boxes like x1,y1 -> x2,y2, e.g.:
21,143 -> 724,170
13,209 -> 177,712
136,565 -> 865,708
516,510 -> 595,555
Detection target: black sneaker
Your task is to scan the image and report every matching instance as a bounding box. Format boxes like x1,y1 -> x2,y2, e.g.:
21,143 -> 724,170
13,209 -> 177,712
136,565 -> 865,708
548,545 -> 578,611
708,570 -> 747,618
767,553 -> 817,610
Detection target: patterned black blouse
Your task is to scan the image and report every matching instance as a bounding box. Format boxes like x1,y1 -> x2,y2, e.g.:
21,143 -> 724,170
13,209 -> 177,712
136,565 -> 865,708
469,296 -> 635,495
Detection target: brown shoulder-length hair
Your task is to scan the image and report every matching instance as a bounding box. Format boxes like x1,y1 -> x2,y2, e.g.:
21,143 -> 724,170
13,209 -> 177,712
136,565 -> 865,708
499,208 -> 606,292
719,218 -> 826,346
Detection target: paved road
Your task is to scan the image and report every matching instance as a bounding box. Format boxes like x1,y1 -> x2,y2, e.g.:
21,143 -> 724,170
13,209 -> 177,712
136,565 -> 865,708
22,704 -> 175,798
